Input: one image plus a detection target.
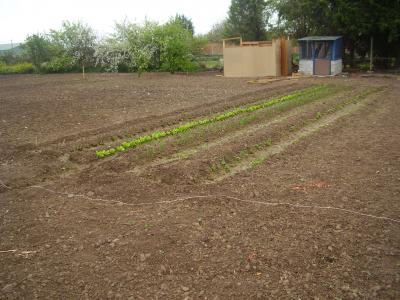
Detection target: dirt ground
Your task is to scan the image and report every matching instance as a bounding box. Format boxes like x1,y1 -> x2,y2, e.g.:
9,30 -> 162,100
0,72 -> 399,299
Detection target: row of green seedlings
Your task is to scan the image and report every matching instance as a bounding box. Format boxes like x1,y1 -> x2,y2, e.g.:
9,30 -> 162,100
209,86 -> 383,174
324,86 -> 383,113
96,85 -> 328,158
210,138 -> 273,174
125,85 -> 342,164
285,87 -> 382,133
76,84 -> 343,154
168,85 -> 344,154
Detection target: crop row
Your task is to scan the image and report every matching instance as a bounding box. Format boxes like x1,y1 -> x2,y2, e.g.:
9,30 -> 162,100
96,85 -> 328,158
208,86 -> 383,177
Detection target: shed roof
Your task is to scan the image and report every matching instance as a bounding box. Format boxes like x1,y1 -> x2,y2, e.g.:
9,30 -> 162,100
298,36 -> 342,41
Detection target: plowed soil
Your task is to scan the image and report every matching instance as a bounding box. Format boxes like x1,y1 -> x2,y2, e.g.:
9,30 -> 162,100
0,72 -> 399,299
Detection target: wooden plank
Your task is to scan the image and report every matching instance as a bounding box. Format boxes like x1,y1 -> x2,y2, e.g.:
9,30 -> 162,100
280,38 -> 288,76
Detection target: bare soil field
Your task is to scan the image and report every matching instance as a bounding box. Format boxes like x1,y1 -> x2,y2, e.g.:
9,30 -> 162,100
0,72 -> 399,299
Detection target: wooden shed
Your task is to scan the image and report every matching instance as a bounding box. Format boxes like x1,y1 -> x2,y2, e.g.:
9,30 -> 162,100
222,37 -> 292,78
298,36 -> 343,76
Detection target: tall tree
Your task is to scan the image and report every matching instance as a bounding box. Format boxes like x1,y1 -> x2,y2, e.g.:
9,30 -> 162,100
171,14 -> 195,35
226,0 -> 270,41
271,0 -> 400,66
207,20 -> 229,42
271,0 -> 333,37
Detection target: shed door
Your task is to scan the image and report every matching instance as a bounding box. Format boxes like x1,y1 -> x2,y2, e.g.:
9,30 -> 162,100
313,41 -> 332,75
314,59 -> 330,75
280,38 -> 289,76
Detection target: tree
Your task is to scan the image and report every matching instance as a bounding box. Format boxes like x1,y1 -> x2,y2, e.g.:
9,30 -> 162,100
112,20 -> 160,75
171,14 -> 195,35
226,0 -> 271,40
102,19 -> 203,75
51,21 -> 97,76
207,20 -> 229,42
22,34 -> 54,68
271,0 -> 400,67
159,21 -> 197,73
94,37 -> 130,72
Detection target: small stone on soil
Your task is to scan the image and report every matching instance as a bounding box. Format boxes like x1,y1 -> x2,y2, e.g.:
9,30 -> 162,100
160,283 -> 168,290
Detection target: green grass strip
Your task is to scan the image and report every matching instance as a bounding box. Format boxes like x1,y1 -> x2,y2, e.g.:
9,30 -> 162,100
96,85 -> 327,158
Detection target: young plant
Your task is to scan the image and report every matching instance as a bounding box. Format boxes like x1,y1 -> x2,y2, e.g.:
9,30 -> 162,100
250,157 -> 266,169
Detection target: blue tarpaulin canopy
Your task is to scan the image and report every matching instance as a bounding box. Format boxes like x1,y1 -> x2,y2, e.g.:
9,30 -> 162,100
299,36 -> 342,60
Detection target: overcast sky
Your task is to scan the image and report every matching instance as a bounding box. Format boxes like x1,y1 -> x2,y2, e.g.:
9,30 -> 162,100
0,0 -> 231,43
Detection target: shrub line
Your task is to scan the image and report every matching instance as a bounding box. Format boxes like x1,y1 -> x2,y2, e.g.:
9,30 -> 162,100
96,85 -> 327,158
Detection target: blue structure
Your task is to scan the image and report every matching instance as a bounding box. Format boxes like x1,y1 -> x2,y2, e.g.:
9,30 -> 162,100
298,36 -> 343,76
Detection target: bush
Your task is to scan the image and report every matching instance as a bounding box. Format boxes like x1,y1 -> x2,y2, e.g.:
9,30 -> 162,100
197,55 -> 223,70
13,18 -> 207,75
0,62 -> 36,74
96,20 -> 205,74
22,34 -> 55,67
159,22 -> 200,73
41,56 -> 77,73
292,53 -> 299,65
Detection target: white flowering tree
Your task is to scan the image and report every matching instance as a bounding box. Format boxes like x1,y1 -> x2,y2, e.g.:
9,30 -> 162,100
95,38 -> 130,72
114,20 -> 158,76
51,21 -> 97,77
95,19 -> 206,75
